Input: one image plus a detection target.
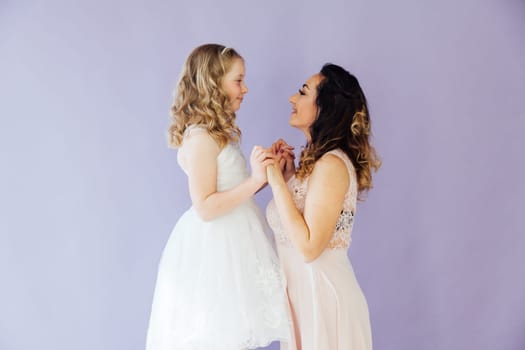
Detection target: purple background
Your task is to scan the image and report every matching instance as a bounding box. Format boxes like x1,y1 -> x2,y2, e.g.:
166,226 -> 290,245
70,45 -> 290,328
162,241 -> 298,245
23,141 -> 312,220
1,0 -> 524,349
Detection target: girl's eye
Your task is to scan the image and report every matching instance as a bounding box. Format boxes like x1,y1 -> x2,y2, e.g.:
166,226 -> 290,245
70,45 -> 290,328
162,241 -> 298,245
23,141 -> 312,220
298,89 -> 305,96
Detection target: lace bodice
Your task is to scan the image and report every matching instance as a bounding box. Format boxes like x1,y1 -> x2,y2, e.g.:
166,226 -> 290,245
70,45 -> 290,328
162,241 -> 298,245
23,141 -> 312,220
266,149 -> 358,249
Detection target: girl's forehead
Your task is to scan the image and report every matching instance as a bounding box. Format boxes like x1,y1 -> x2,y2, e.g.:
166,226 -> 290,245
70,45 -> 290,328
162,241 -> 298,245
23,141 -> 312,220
226,58 -> 245,74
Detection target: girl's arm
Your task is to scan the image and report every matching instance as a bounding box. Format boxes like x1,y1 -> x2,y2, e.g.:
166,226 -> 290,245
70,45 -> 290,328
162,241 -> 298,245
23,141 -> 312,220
181,130 -> 272,221
267,154 -> 349,262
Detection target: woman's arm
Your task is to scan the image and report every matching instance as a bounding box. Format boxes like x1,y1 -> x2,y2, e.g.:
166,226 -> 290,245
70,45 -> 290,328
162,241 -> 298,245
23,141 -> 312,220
267,154 -> 349,262
271,138 -> 296,182
181,131 -> 272,221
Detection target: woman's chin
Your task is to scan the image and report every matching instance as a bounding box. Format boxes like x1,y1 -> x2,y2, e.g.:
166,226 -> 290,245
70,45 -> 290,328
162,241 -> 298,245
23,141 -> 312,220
288,119 -> 299,128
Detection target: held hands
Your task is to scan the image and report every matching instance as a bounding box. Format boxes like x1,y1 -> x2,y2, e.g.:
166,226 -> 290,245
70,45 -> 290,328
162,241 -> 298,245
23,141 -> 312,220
250,146 -> 275,186
266,158 -> 284,187
271,139 -> 296,181
250,139 -> 295,188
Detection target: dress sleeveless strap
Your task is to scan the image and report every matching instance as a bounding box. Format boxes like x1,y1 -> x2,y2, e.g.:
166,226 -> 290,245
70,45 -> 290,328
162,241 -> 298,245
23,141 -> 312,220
183,124 -> 207,137
324,149 -> 358,213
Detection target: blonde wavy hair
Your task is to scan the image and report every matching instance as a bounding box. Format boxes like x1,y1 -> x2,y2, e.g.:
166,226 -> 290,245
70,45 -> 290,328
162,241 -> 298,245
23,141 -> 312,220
168,44 -> 243,148
296,64 -> 381,199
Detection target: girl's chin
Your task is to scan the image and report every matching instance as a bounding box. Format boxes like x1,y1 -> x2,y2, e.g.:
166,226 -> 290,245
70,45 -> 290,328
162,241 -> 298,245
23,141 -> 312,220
232,103 -> 241,112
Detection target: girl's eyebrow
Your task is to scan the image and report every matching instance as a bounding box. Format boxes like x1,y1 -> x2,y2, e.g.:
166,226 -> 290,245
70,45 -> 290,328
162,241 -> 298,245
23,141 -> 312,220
302,84 -> 309,90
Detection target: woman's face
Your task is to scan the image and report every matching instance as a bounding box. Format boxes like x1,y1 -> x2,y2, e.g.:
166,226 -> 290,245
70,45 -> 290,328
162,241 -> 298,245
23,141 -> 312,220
289,73 -> 323,138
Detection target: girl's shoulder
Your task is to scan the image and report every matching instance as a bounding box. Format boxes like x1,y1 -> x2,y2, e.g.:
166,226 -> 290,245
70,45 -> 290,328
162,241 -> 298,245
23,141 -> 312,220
183,124 -> 208,137
177,125 -> 220,172
181,125 -> 219,150
181,124 -> 216,147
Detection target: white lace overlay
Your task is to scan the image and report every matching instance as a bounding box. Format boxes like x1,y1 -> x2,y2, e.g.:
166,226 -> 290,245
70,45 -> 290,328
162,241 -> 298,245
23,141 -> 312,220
267,149 -> 358,249
255,257 -> 289,328
235,258 -> 291,349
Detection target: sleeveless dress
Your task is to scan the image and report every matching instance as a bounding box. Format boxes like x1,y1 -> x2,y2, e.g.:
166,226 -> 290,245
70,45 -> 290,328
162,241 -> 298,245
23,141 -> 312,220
266,149 -> 372,350
145,127 -> 291,350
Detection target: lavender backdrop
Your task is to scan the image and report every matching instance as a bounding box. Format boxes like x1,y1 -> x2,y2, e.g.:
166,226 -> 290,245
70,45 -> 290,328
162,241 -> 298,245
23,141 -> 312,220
1,0 -> 524,349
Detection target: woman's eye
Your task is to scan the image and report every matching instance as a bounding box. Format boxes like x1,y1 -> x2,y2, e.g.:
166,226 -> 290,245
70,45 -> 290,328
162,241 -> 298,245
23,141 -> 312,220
298,89 -> 305,95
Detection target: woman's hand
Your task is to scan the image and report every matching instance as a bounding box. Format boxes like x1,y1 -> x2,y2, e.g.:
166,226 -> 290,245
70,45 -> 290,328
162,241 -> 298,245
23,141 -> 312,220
266,161 -> 285,187
271,139 -> 296,181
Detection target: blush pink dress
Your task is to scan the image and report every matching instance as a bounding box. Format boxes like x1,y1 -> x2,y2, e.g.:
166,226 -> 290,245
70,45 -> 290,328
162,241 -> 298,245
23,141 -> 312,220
266,149 -> 372,350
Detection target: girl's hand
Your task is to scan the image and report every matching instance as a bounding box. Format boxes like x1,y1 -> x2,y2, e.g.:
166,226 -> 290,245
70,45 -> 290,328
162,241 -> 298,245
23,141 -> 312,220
250,145 -> 275,186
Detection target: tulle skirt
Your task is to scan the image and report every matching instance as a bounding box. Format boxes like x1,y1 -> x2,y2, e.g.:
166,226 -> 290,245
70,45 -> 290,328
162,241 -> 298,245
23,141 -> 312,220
146,200 -> 291,350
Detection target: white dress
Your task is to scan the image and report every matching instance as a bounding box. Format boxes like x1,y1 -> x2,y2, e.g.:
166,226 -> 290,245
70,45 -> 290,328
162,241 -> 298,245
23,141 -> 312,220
146,128 -> 291,350
266,149 -> 372,350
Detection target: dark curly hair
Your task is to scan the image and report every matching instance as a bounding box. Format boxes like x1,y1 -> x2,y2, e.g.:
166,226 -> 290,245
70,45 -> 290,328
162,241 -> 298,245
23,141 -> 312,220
296,63 -> 381,197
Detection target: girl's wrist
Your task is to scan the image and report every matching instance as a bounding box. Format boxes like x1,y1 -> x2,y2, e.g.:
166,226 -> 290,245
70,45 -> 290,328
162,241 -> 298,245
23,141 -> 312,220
248,175 -> 265,191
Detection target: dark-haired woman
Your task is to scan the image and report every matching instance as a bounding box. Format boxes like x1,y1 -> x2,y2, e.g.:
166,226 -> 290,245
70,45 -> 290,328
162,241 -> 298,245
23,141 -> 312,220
266,64 -> 381,350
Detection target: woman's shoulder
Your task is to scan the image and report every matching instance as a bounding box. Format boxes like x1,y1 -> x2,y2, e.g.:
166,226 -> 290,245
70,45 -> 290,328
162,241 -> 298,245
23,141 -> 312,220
314,151 -> 349,175
304,151 -> 350,199
322,149 -> 355,171
309,149 -> 353,187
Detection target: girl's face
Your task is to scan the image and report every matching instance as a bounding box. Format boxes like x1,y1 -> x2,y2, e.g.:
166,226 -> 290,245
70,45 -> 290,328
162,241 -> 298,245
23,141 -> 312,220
289,73 -> 323,139
222,58 -> 248,112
